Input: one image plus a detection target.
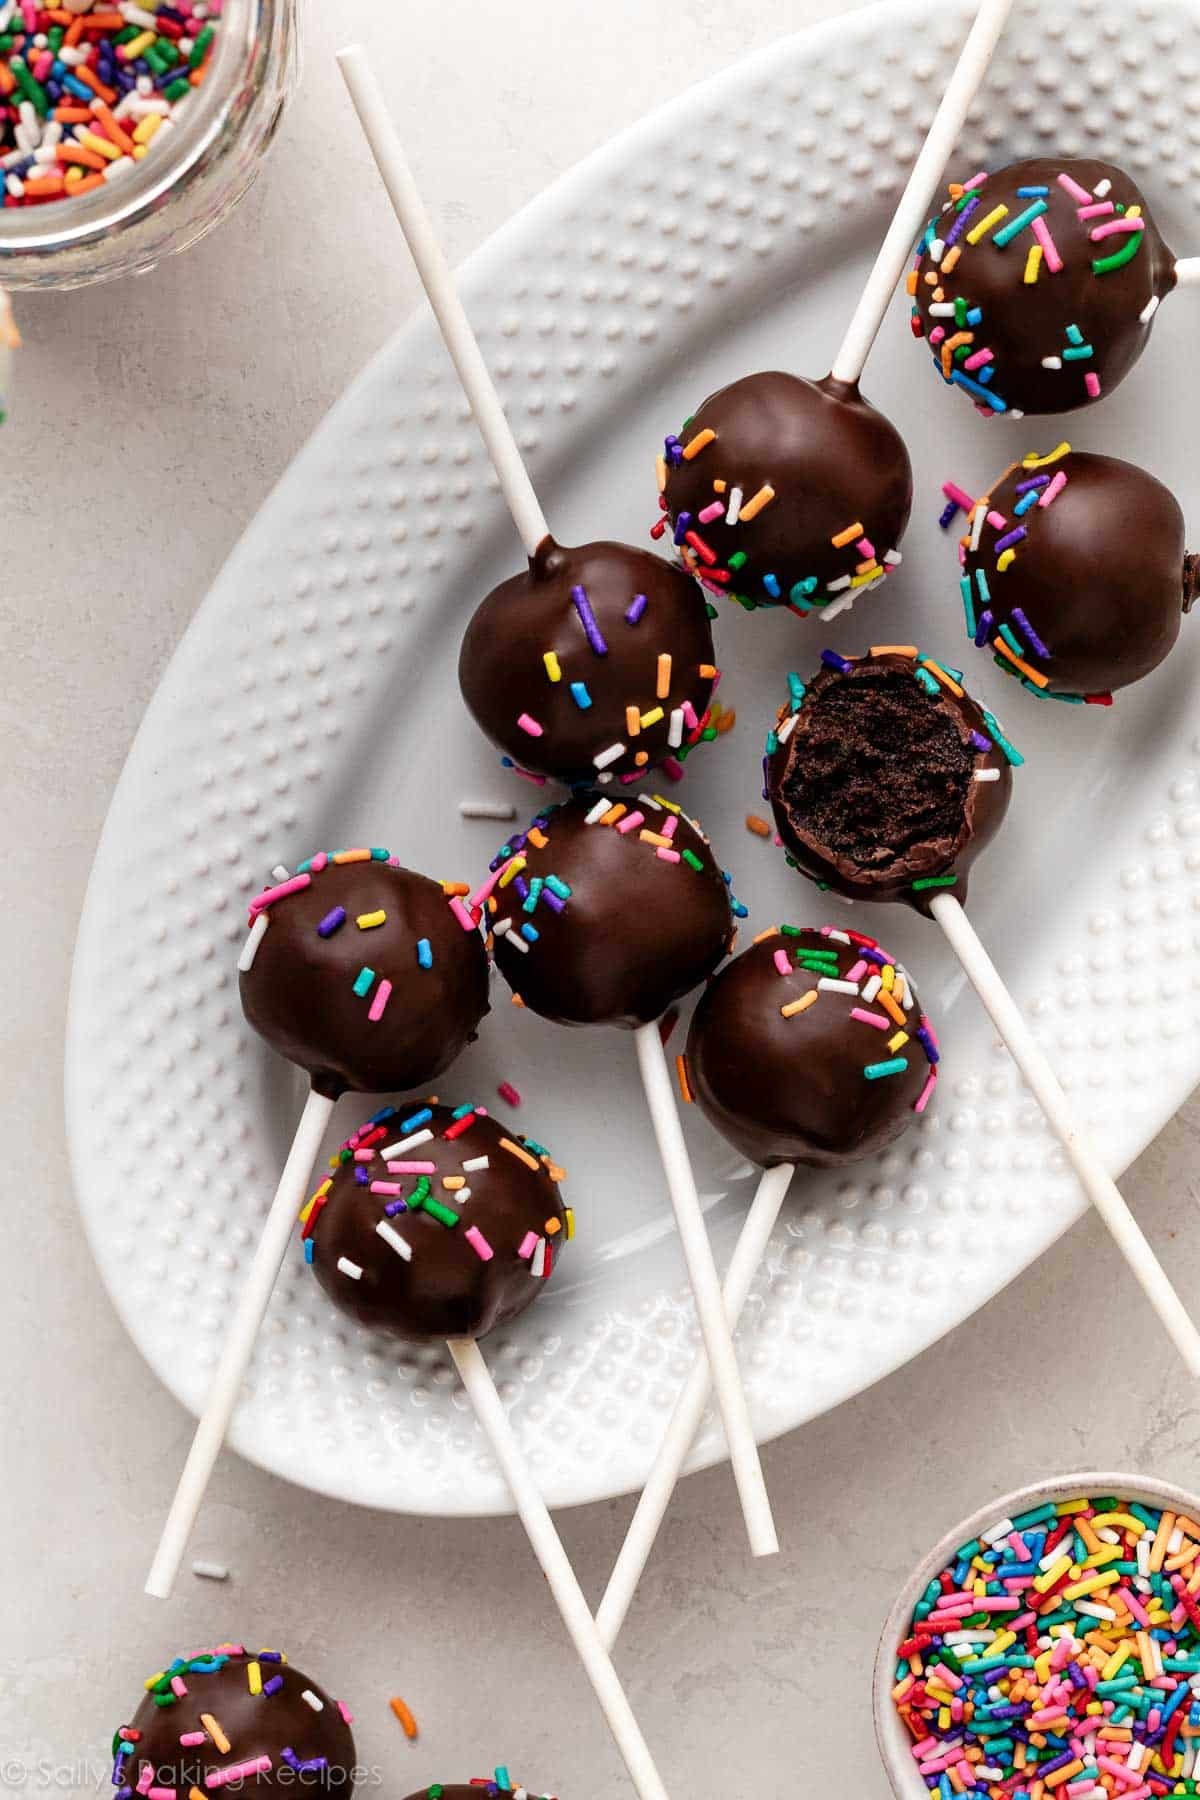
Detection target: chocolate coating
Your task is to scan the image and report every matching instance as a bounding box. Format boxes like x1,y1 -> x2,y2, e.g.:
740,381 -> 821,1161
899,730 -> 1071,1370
685,927 -> 938,1167
402,1787 -> 553,1799
239,853 -> 489,1098
488,792 -> 737,1027
459,536 -> 719,784
306,1101 -> 567,1343
112,1645 -> 356,1799
954,447 -> 1192,698
911,158 -> 1176,417
657,372 -> 912,614
767,650 -> 1014,915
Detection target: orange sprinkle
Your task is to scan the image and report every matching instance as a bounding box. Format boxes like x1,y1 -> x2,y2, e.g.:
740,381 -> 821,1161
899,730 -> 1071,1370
752,926 -> 780,943
681,427 -> 716,460
638,830 -> 672,849
511,993 -> 525,1007
993,637 -> 1049,688
625,705 -> 641,737
745,813 -> 771,837
65,174 -> 106,195
870,645 -> 918,657
634,750 -> 648,766
91,99 -> 135,155
527,827 -> 548,849
905,270 -> 919,296
22,177 -> 66,196
600,804 -> 626,826
921,658 -> 965,697
389,1696 -> 418,1740
60,143 -> 108,171
941,245 -> 962,275
72,64 -> 117,101
878,989 -> 907,1028
830,520 -> 864,549
53,106 -> 93,122
714,707 -> 735,734
698,662 -> 717,678
441,881 -> 470,896
500,1137 -> 539,1172
544,1217 -> 561,1235
675,1053 -> 694,1104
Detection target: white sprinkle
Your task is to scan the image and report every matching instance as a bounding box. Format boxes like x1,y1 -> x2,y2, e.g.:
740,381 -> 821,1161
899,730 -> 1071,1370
982,1517 -> 1015,1545
337,1257 -> 363,1280
375,1221 -> 412,1262
1170,1526 -> 1185,1554
301,1690 -> 324,1713
1140,294 -> 1160,324
821,591 -> 855,621
974,768 -> 1001,782
776,712 -> 798,745
1010,409 -> 1025,420
927,302 -> 957,317
453,1187 -> 471,1204
1041,355 -> 1062,370
818,977 -> 859,996
584,798 -> 610,824
492,916 -> 512,936
1094,176 -> 1112,197
825,929 -> 852,944
531,1237 -> 547,1277
862,975 -> 882,1003
883,549 -> 902,566
459,799 -> 518,822
461,1155 -> 490,1172
381,1128 -> 433,1158
238,913 -> 269,973
596,771 -> 613,784
1137,1536 -> 1152,1577
667,707 -> 684,749
191,1560 -> 229,1581
826,574 -> 852,592
1075,1601 -> 1117,1623
270,864 -> 290,883
929,238 -> 945,263
502,929 -> 529,954
1096,1527 -> 1121,1545
725,484 -> 743,526
593,741 -> 626,770
969,503 -> 987,552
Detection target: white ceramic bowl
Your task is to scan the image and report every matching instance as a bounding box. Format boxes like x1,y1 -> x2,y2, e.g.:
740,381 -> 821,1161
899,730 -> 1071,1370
872,1471 -> 1200,1799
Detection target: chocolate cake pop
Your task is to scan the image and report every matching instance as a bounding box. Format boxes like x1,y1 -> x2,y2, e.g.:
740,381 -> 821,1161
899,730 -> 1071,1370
909,157 -> 1178,417
239,848 -> 490,1097
402,1777 -> 552,1799
302,1099 -> 569,1342
483,791 -> 740,1026
684,925 -> 939,1167
111,1645 -> 356,1800
765,647 -> 1016,915
653,372 -> 912,617
944,442 -> 1195,701
459,537 -> 724,785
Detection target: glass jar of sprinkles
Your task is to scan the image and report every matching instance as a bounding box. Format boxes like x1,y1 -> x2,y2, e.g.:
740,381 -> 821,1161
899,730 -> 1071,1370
0,0 -> 296,289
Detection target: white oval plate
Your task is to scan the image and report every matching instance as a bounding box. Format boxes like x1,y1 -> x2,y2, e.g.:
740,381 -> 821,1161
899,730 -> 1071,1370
67,0 -> 1200,1515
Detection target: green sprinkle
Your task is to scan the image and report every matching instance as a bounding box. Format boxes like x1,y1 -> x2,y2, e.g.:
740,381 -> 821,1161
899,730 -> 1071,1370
998,622 -> 1025,657
765,730 -> 779,754
1093,232 -> 1145,276
189,22 -> 215,65
423,1196 -> 460,1229
10,56 -> 49,115
864,1057 -> 909,1079
787,671 -> 806,707
779,923 -> 804,937
545,875 -> 571,899
352,966 -> 375,997
682,849 -> 704,872
705,603 -> 718,619
408,1177 -> 431,1210
912,875 -> 957,891
727,550 -> 748,571
992,198 -> 1048,246
914,666 -> 940,696
960,574 -> 977,637
1062,343 -> 1094,361
982,709 -> 1025,766
163,76 -> 191,100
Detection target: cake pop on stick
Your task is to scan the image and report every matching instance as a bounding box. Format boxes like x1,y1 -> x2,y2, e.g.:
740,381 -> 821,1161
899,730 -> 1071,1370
145,848 -> 490,1600
303,1099 -> 671,1800
595,924 -> 937,1648
403,1781 -> 553,1800
337,46 -> 720,791
654,0 -> 1014,619
484,792 -> 778,1558
765,646 -> 1200,1375
941,442 -> 1195,702
909,157 -> 1183,417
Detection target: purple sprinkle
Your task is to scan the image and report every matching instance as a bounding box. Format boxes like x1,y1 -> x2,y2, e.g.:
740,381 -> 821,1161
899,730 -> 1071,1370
970,729 -> 993,753
938,500 -> 959,530
354,1166 -> 368,1186
1014,474 -> 1050,495
263,1676 -> 284,1697
944,192 -> 981,248
664,435 -> 684,467
541,889 -> 566,914
625,593 -> 648,625
258,1652 -> 284,1663
917,1025 -> 940,1065
820,649 -> 853,673
671,511 -> 693,549
761,754 -> 770,801
384,1198 -> 408,1217
571,583 -> 609,655
974,608 -> 994,649
280,1751 -> 302,1772
317,906 -> 346,938
859,947 -> 891,968
1011,607 -> 1051,660
1038,1751 -> 1077,1778
994,526 -> 1027,554
513,875 -> 530,901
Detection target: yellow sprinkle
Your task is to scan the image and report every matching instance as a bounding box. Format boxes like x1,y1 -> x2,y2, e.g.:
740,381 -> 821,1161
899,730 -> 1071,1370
133,112 -> 163,146
655,453 -> 667,494
881,963 -> 895,991
1102,1642 -> 1134,1681
850,564 -> 884,588
543,651 -> 562,682
564,1207 -> 575,1238
1127,203 -> 1142,219
625,705 -> 641,737
1023,441 -> 1071,470
830,520 -> 864,549
656,653 -> 672,699
870,645 -> 918,658
1034,1556 -> 1073,1594
682,427 -> 716,460
121,27 -> 155,57
887,1031 -> 909,1053
1023,242 -> 1044,284
498,855 -> 526,887
1081,1544 -> 1123,1570
997,548 -> 1016,573
201,1715 -> 230,1755
356,910 -> 386,929
80,127 -> 121,161
651,793 -> 682,814
966,202 -> 1009,245
737,484 -> 775,522
640,706 -> 664,729
144,1670 -> 166,1691
781,991 -> 819,1019
247,1661 -> 262,1696
1062,1570 -> 1120,1601
442,1176 -> 465,1191
500,1136 -> 540,1171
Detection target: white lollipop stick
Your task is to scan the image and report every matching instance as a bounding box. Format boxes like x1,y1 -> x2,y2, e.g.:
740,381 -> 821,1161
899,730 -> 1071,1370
337,45 -> 549,558
1174,258 -> 1200,287
146,1086 -> 335,1598
931,893 -> 1200,1376
830,0 -> 1016,386
447,1338 -> 671,1800
634,1024 -> 778,1559
597,1160 -> 793,1647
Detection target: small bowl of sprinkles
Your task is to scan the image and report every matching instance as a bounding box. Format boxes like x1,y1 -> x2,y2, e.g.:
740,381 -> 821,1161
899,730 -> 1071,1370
0,0 -> 296,288
875,1473 -> 1200,1799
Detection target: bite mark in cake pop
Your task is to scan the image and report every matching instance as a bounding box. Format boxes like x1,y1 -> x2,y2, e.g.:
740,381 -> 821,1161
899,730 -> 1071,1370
910,159 -> 1177,417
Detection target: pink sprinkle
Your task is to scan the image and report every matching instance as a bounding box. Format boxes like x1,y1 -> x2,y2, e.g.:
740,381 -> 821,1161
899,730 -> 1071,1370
929,325 -> 946,346
773,948 -> 791,976
449,896 -> 480,932
1007,1530 -> 1032,1562
1077,199 -> 1116,220
846,959 -> 868,983
387,1161 -> 437,1175
148,1789 -> 176,1800
681,700 -> 699,731
1091,215 -> 1145,241
468,866 -> 505,910
517,1230 -> 538,1260
137,1769 -> 153,1795
698,501 -> 724,523
1057,170 -> 1093,204
656,847 -> 681,862
662,756 -> 684,781
170,1677 -> 188,1698
464,1225 -> 494,1262
1084,371 -> 1101,399
987,509 -> 1007,530
662,813 -> 678,838
353,1149 -> 376,1162
941,482 -> 975,511
369,1181 -> 404,1196
1031,214 -> 1063,272
367,978 -> 393,1022
1038,471 -> 1068,508
497,1080 -> 522,1107
32,49 -> 52,80
337,1702 -> 353,1726
914,1070 -> 937,1114
207,1760 -> 272,1789
856,535 -> 875,558
851,1007 -> 890,1031
962,348 -> 994,372
517,712 -> 543,736
248,872 -> 311,916
616,810 -> 645,835
961,170 -> 987,191
510,763 -> 548,785
179,1735 -> 206,1749
309,852 -> 328,872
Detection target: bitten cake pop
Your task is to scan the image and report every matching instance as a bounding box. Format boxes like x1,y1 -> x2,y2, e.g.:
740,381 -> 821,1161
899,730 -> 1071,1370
765,647 -> 1015,914
460,538 -> 724,785
596,923 -> 941,1648
485,791 -> 738,1026
302,1099 -> 569,1342
111,1644 -> 356,1800
684,925 -> 938,1167
402,1775 -> 553,1799
909,157 -> 1179,417
944,442 -> 1195,700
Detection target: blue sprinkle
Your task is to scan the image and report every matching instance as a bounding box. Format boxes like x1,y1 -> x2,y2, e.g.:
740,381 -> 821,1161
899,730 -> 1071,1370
304,1239 -> 314,1263
820,649 -> 853,673
520,923 -> 539,943
400,1106 -> 433,1133
762,572 -> 781,599
416,937 -> 433,968
570,681 -> 593,709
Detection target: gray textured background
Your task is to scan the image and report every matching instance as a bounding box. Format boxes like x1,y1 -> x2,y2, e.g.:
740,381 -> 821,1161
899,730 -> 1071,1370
4,2 -> 1199,1795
